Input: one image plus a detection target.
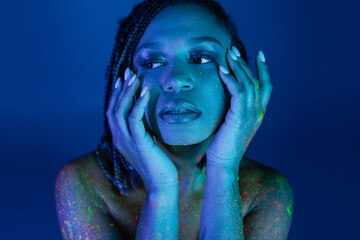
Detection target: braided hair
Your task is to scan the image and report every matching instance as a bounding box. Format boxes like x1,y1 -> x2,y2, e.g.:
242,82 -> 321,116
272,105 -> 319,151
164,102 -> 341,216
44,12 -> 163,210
96,0 -> 249,196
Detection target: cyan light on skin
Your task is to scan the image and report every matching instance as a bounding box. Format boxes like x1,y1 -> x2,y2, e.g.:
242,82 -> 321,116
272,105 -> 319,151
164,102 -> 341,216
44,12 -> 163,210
132,4 -> 233,183
56,164 -> 119,239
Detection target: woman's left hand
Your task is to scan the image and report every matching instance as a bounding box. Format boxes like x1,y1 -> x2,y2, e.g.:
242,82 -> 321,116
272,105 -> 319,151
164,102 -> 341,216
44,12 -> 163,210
206,47 -> 273,171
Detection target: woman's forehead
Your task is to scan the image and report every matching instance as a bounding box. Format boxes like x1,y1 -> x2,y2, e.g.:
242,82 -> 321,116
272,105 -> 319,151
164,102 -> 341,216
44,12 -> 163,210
146,4 -> 222,32
137,4 -> 230,50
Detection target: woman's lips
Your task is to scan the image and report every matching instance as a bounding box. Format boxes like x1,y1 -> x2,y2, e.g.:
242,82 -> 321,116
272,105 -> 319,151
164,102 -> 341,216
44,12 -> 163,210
159,111 -> 201,124
165,109 -> 195,114
159,100 -> 201,116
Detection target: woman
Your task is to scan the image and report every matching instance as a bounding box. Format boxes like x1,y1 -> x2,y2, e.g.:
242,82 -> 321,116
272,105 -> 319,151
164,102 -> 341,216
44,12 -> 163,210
55,0 -> 293,239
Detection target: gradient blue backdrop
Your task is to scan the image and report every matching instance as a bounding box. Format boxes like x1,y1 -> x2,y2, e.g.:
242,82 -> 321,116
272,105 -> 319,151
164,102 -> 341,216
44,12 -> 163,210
1,0 -> 359,239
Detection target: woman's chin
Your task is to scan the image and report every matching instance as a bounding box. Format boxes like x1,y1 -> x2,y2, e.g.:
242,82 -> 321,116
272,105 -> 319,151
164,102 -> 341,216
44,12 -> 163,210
157,130 -> 213,147
159,137 -> 201,146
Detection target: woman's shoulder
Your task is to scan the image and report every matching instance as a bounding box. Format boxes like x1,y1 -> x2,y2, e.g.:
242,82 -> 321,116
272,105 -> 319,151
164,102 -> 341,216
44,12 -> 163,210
240,156 -> 287,179
56,149 -> 129,202
61,152 -> 291,195
58,151 -> 292,201
239,156 -> 293,213
58,149 -> 113,184
66,148 -> 113,172
240,156 -> 292,193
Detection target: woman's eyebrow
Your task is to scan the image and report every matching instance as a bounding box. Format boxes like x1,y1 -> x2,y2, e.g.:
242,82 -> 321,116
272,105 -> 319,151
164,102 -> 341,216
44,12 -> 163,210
134,36 -> 223,56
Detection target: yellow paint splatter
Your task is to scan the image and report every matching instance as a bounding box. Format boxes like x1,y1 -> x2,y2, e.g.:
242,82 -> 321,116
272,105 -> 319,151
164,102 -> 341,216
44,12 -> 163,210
257,110 -> 264,122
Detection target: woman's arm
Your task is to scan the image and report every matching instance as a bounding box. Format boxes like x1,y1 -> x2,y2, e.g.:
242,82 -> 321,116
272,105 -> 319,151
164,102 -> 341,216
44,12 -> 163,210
199,165 -> 293,240
136,186 -> 179,240
199,164 -> 244,239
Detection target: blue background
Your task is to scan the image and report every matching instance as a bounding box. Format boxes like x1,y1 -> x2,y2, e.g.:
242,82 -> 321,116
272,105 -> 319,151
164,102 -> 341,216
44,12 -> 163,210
1,0 -> 359,239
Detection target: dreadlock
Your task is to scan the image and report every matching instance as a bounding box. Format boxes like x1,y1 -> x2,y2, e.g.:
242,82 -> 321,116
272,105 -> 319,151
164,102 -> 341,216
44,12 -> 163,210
96,0 -> 249,195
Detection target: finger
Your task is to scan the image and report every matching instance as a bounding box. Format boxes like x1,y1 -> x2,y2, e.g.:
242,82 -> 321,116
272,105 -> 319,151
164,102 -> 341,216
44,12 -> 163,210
255,51 -> 273,113
231,46 -> 258,82
226,48 -> 255,112
218,65 -> 246,123
106,77 -> 123,138
117,67 -> 132,108
128,86 -> 153,148
115,74 -> 139,140
232,46 -> 262,117
107,68 -> 131,144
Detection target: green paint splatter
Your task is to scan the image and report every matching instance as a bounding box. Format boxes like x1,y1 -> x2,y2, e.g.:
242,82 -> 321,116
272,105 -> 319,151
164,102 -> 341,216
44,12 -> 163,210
278,178 -> 285,194
257,111 -> 264,121
88,207 -> 93,218
61,228 -> 69,240
237,176 -> 239,181
255,81 -> 260,89
64,221 -> 73,239
286,205 -> 291,216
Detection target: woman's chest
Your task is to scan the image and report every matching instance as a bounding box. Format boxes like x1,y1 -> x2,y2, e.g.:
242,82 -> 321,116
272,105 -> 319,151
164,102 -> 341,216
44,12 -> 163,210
102,186 -> 254,240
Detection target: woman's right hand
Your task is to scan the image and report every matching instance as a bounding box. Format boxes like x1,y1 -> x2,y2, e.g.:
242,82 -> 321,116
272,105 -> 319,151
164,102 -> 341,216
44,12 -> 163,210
106,68 -> 178,192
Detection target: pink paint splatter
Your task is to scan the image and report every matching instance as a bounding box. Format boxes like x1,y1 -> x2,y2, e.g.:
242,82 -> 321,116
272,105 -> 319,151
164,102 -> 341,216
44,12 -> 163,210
172,39 -> 181,47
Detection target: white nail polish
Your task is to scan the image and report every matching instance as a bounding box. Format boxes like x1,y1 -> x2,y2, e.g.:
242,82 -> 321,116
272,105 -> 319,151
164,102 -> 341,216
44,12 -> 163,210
114,78 -> 120,89
259,50 -> 266,62
124,68 -> 130,81
128,74 -> 136,86
229,50 -> 237,61
232,46 -> 241,58
219,65 -> 229,74
140,86 -> 148,98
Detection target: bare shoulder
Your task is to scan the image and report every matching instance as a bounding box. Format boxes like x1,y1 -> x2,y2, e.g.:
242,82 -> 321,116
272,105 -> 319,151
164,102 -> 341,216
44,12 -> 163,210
239,157 -> 293,214
239,157 -> 292,194
55,150 -> 112,212
55,149 -> 121,202
240,156 -> 292,183
54,151 -> 127,239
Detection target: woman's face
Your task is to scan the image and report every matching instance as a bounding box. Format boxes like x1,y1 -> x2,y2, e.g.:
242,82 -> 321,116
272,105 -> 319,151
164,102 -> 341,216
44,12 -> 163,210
132,3 -> 232,146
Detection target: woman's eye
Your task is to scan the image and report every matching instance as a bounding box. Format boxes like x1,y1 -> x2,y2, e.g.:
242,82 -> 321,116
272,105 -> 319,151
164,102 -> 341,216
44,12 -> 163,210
191,55 -> 213,64
142,54 -> 215,70
145,62 -> 164,69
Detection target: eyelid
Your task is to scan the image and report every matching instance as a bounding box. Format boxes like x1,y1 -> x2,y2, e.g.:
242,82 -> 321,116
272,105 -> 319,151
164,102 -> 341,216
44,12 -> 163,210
190,52 -> 216,60
140,52 -> 218,69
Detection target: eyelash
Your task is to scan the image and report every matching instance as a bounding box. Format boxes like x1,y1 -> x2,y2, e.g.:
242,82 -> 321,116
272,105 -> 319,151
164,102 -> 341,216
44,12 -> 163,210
141,54 -> 216,70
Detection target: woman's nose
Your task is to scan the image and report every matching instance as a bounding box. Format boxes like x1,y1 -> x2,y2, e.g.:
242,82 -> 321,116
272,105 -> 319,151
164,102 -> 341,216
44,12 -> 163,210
161,63 -> 194,93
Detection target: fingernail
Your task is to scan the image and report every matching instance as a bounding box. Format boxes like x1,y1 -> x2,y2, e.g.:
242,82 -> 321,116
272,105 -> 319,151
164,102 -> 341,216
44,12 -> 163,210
232,46 -> 241,58
124,68 -> 130,81
219,65 -> 229,74
259,50 -> 266,62
140,86 -> 148,98
128,74 -> 136,86
114,77 -> 120,89
229,50 -> 237,61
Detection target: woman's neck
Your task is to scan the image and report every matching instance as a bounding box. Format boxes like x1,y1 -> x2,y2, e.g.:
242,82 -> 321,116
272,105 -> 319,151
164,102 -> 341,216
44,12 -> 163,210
153,133 -> 216,199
